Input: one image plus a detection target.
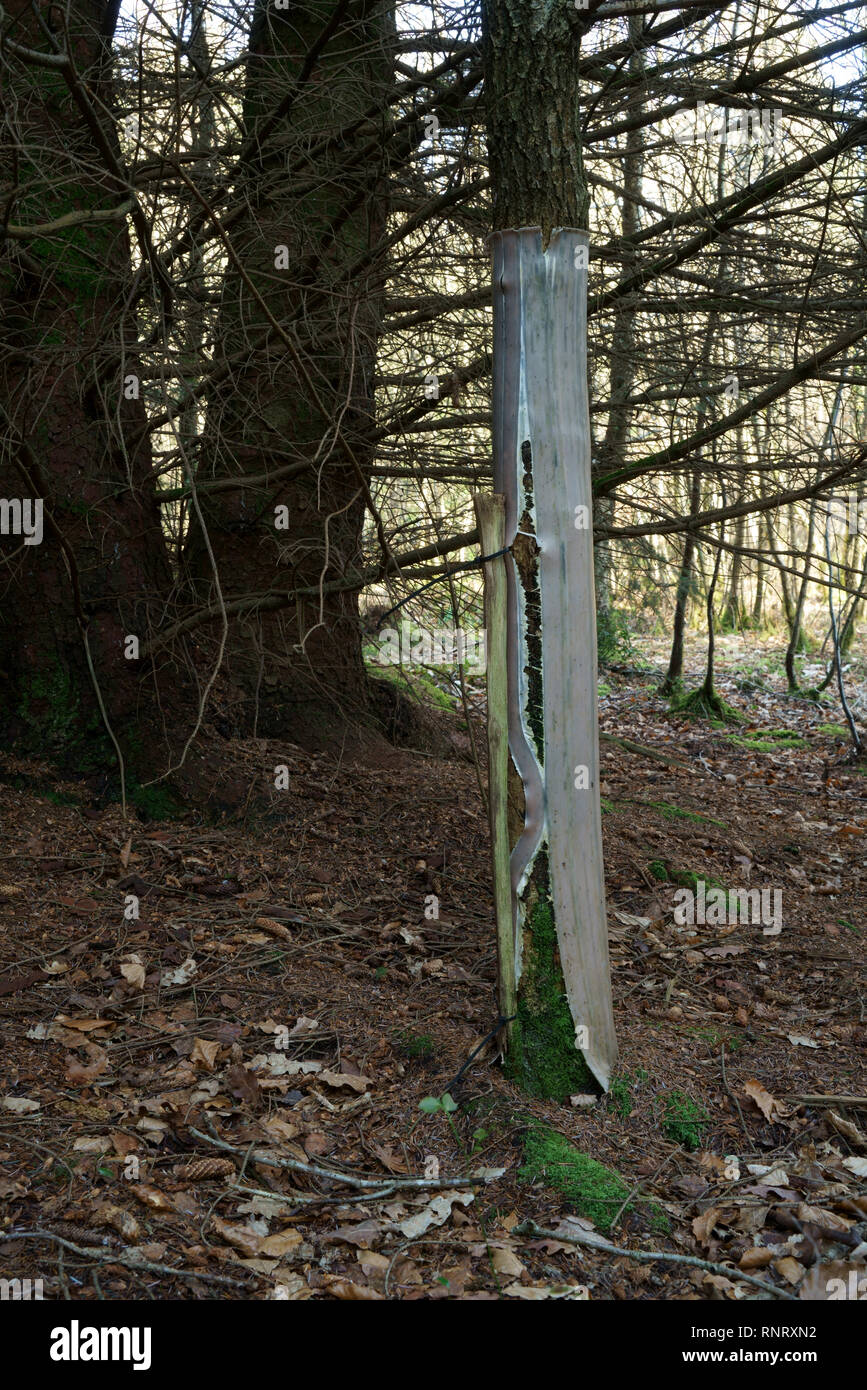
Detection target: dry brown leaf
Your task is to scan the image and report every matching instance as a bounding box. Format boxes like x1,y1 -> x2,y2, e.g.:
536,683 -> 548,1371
270,1274 -> 311,1300
692,1207 -> 723,1246
210,1216 -> 263,1256
775,1257 -> 805,1285
698,1152 -> 739,1180
96,1205 -> 141,1242
1,1096 -> 40,1113
290,1016 -> 319,1036
259,1229 -> 303,1257
190,1037 -> 221,1071
323,1219 -> 383,1249
131,1183 -> 175,1211
702,1273 -> 739,1298
120,955 -> 146,990
368,1141 -> 407,1175
743,1078 -> 792,1122
397,1191 -> 474,1239
827,1110 -> 867,1148
65,1051 -> 109,1085
842,1156 -> 867,1178
739,1247 -> 775,1269
317,1069 -> 372,1093
795,1203 -> 852,1232
225,1064 -> 260,1105
390,1256 -> 423,1287
502,1282 -> 589,1300
325,1278 -> 384,1301
491,1246 -> 525,1277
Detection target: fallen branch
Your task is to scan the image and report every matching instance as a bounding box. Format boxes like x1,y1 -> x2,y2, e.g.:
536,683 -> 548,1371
513,1220 -> 798,1300
3,1231 -> 253,1289
599,732 -> 694,771
190,1127 -> 495,1192
792,1094 -> 867,1109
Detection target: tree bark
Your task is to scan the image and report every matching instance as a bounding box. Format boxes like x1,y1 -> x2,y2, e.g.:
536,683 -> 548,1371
0,0 -> 190,801
483,0 -> 615,1094
183,0 -> 394,742
595,12 -> 644,639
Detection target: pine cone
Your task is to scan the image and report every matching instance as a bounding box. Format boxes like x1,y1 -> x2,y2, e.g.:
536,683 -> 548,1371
176,1157 -> 236,1181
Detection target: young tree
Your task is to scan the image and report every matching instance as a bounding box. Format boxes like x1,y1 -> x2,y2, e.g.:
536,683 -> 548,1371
482,0 -> 616,1094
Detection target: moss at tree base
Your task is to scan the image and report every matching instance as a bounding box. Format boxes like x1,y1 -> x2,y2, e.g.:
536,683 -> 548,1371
506,875 -> 594,1100
672,682 -> 741,723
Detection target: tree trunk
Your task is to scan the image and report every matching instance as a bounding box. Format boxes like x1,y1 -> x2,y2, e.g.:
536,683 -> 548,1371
785,498 -> 816,691
483,0 -> 615,1094
595,12 -> 644,644
183,0 -> 393,742
660,469 -> 701,695
0,0 -> 190,801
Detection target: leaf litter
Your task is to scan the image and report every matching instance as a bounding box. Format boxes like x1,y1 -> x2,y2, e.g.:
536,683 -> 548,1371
0,657 -> 864,1300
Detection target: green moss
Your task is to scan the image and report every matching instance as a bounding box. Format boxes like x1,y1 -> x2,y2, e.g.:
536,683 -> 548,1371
649,858 -> 669,881
607,1067 -> 649,1119
394,1029 -> 435,1060
17,663 -> 78,745
817,723 -> 848,738
648,801 -> 726,827
669,868 -> 751,922
673,686 -> 741,723
507,885 -> 593,1100
127,781 -> 184,822
519,1126 -> 631,1231
608,1076 -> 632,1119
662,1091 -> 710,1150
365,662 -> 454,710
41,788 -> 81,807
727,729 -> 805,752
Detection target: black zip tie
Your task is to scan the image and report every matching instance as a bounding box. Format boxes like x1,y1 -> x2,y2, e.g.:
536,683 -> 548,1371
442,1014 -> 518,1098
373,546 -> 512,630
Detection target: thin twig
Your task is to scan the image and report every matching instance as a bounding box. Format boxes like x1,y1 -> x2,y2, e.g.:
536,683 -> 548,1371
189,1126 -> 494,1192
3,1231 -> 255,1289
513,1221 -> 798,1300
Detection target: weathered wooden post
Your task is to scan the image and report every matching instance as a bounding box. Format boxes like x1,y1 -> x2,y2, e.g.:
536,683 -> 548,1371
473,493 -> 515,1038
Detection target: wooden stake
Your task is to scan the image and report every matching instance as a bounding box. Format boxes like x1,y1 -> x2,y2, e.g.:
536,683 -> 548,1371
473,493 -> 516,1036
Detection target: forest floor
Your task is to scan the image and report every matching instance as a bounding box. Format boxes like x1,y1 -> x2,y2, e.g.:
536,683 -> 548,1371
0,638 -> 865,1302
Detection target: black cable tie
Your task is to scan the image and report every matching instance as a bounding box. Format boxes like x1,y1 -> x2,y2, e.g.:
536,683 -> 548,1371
442,1013 -> 518,1098
373,546 -> 512,631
